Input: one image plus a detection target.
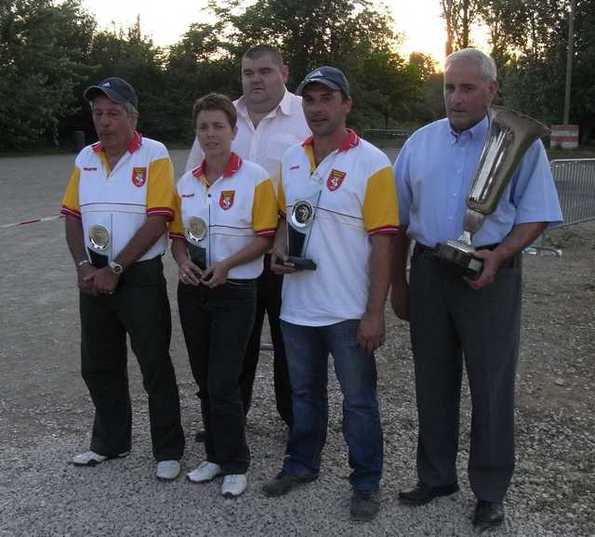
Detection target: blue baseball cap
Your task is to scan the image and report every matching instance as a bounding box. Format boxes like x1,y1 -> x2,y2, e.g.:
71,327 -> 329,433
84,77 -> 138,108
297,66 -> 351,98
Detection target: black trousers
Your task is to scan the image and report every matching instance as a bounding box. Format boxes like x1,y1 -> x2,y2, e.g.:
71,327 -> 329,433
80,256 -> 185,461
409,247 -> 522,502
178,280 -> 256,474
240,255 -> 293,426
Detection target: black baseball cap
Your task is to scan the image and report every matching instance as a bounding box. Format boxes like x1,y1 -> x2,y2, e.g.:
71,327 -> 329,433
297,66 -> 350,98
83,77 -> 138,108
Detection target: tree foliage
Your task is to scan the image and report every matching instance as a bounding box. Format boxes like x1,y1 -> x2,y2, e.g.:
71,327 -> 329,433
0,0 -> 95,150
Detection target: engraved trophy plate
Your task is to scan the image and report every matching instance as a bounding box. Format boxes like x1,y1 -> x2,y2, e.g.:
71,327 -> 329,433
286,198 -> 318,271
185,216 -> 207,270
87,224 -> 110,268
435,107 -> 550,279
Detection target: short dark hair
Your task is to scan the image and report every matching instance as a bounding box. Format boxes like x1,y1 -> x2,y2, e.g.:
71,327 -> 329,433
192,93 -> 237,130
242,45 -> 284,66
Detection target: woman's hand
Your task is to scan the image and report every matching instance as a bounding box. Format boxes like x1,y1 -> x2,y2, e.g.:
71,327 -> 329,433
200,261 -> 230,288
178,258 -> 203,286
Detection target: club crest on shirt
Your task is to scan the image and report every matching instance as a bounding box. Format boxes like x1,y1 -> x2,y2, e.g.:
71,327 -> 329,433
131,167 -> 147,187
219,190 -> 235,210
327,169 -> 346,191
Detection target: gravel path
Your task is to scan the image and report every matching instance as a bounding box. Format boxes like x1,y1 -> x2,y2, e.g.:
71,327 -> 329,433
0,151 -> 593,536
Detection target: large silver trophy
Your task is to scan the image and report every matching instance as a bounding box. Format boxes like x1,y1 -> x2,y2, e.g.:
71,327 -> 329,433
185,217 -> 208,270
284,191 -> 321,271
435,107 -> 550,278
87,224 -> 111,268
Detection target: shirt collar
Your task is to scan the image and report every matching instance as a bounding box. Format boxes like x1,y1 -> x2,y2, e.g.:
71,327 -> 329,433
236,88 -> 292,120
192,152 -> 243,181
92,130 -> 143,154
302,128 -> 360,153
448,115 -> 489,144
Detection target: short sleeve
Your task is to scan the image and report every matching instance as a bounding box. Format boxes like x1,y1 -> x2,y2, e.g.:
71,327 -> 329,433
61,167 -> 81,218
511,139 -> 563,226
146,157 -> 175,221
393,143 -> 413,228
252,178 -> 279,236
362,166 -> 400,234
169,191 -> 185,239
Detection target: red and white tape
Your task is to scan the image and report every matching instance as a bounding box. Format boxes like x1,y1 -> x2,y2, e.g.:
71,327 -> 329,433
0,214 -> 63,230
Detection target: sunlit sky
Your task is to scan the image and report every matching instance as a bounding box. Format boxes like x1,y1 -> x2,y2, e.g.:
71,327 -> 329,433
80,0 -> 489,68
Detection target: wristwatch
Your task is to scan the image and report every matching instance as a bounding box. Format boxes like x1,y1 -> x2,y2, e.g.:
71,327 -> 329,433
109,261 -> 124,275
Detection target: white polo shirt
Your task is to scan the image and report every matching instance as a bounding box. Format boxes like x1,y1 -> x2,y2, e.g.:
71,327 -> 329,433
185,90 -> 310,191
278,130 -> 400,326
171,153 -> 278,280
61,132 -> 175,263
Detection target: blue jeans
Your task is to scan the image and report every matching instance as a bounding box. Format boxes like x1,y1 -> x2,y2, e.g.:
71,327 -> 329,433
281,320 -> 383,493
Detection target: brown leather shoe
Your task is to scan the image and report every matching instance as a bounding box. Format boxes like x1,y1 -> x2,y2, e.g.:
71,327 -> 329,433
398,482 -> 459,505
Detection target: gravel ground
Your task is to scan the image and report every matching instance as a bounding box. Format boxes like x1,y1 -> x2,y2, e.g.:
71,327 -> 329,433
0,150 -> 593,536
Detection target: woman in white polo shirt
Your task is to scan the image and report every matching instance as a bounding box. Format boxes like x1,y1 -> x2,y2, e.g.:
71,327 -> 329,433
170,93 -> 277,497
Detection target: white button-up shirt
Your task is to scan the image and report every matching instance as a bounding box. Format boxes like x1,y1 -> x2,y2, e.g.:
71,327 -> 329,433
185,90 -> 311,191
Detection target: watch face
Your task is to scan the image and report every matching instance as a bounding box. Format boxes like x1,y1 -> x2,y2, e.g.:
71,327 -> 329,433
109,261 -> 123,274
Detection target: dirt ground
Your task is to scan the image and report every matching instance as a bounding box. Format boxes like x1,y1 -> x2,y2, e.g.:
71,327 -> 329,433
0,151 -> 593,536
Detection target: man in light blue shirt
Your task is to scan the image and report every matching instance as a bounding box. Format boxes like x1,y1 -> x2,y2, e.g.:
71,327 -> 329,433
391,48 -> 562,531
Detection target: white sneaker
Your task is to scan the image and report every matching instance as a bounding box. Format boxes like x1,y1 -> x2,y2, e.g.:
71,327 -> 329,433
156,460 -> 181,481
186,461 -> 222,483
221,474 -> 247,497
72,450 -> 129,467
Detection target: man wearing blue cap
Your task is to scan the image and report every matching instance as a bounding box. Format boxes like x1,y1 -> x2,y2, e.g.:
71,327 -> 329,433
61,77 -> 185,480
262,66 -> 400,521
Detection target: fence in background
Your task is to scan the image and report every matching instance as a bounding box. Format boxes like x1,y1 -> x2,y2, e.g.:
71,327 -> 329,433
550,158 -> 595,227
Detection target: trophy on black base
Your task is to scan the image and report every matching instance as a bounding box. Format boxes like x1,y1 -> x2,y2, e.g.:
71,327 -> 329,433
284,196 -> 319,271
87,224 -> 110,268
185,216 -> 208,270
435,107 -> 550,279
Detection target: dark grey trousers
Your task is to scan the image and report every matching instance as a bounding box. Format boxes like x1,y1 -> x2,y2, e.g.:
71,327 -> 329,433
80,256 -> 185,461
409,247 -> 522,502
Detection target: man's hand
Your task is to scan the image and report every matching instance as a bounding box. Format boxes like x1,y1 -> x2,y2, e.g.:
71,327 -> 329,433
466,249 -> 505,290
201,261 -> 230,288
390,281 -> 410,322
77,263 -> 98,295
84,267 -> 120,295
357,311 -> 385,354
178,258 -> 203,286
270,249 -> 297,275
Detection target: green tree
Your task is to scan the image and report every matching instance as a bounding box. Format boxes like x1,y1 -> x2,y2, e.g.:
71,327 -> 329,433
441,0 -> 481,55
0,0 -> 95,150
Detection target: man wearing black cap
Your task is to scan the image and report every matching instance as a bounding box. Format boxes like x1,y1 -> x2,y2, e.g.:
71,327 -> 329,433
262,66 -> 400,521
61,77 -> 185,480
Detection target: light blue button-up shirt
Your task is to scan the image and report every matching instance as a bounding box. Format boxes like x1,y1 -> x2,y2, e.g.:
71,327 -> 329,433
394,116 -> 563,247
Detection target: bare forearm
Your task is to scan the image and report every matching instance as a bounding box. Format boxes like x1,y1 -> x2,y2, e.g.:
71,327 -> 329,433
366,234 -> 393,315
114,215 -> 168,269
171,237 -> 189,265
494,222 -> 548,262
391,228 -> 409,287
65,216 -> 87,266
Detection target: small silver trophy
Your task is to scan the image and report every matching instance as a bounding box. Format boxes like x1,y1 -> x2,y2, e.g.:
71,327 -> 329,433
87,224 -> 111,268
185,216 -> 208,270
435,107 -> 550,278
284,192 -> 320,271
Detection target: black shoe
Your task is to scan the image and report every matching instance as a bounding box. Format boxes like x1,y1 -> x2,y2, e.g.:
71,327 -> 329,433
194,430 -> 205,443
262,471 -> 317,497
473,501 -> 504,531
350,490 -> 380,522
398,482 -> 459,506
